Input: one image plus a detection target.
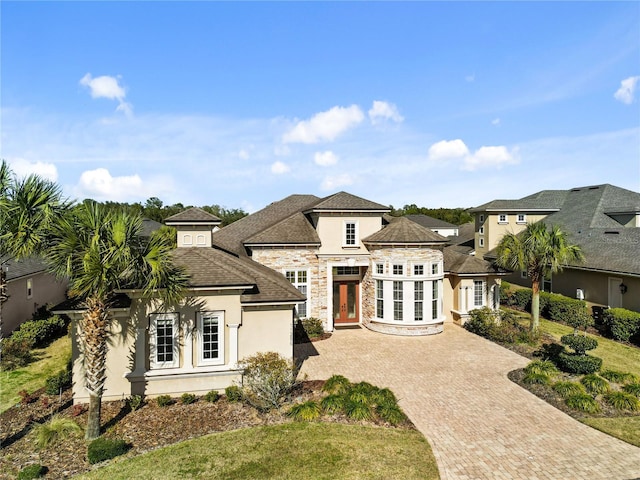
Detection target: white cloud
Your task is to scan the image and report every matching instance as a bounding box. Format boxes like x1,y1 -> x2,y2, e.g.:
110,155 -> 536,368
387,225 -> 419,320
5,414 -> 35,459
80,73 -> 132,115
427,139 -> 470,161
282,105 -> 364,144
492,118 -> 501,126
74,168 -> 174,202
463,146 -> 519,171
368,101 -> 404,124
8,158 -> 58,182
614,76 -> 640,104
270,161 -> 290,174
314,150 -> 339,167
320,173 -> 354,191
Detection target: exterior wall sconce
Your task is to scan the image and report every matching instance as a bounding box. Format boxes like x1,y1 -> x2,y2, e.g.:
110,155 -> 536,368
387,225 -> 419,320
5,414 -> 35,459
619,283 -> 628,295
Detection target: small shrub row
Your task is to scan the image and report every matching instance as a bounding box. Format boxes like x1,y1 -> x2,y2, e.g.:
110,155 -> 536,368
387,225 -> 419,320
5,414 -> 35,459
464,308 -> 538,345
556,351 -> 602,375
87,437 -> 130,464
602,308 -> 640,344
203,390 -> 220,403
45,369 -> 72,395
156,395 -> 173,407
225,385 -> 242,402
11,315 -> 68,348
181,393 -> 197,405
127,395 -> 144,411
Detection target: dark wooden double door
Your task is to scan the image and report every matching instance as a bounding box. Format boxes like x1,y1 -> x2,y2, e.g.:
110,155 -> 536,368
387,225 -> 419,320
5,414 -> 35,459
333,281 -> 359,324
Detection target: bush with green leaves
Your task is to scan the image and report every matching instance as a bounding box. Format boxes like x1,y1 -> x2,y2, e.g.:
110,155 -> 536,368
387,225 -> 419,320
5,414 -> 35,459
225,385 -> 242,402
499,281 -> 512,305
322,375 -> 351,395
45,369 -> 72,395
513,289 -> 532,310
600,370 -> 638,385
321,394 -> 345,414
17,464 -> 48,480
156,395 -> 173,407
239,352 -> 297,411
203,390 -> 220,403
32,415 -> 83,449
560,334 -> 598,355
552,381 -> 586,399
603,391 -> 640,411
288,400 -> 322,421
300,317 -> 325,338
622,383 -> 640,397
10,315 -> 68,348
545,294 -> 590,329
464,308 -> 534,344
0,337 -> 33,371
87,437 -> 130,464
603,308 -> 640,343
557,352 -> 602,375
524,360 -> 558,376
376,402 -> 407,426
180,393 -> 197,405
565,393 -> 600,413
523,372 -> 551,385
580,374 -> 610,396
127,395 -> 144,411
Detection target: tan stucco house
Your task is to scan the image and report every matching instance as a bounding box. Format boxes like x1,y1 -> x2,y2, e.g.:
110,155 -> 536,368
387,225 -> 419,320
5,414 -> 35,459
58,194 -> 505,403
470,184 -> 640,313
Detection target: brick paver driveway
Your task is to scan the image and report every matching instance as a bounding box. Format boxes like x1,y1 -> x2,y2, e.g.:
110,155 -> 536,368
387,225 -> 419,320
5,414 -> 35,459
297,325 -> 640,480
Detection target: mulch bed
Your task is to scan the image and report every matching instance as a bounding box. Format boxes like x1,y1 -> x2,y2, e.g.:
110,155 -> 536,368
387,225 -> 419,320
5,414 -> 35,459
0,380 -> 409,479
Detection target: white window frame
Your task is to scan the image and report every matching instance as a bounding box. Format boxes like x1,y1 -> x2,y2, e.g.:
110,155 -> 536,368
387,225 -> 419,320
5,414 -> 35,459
479,237 -> 485,247
149,313 -> 180,369
414,281 -> 424,321
479,214 -> 484,223
26,278 -> 33,299
182,234 -> 193,246
479,226 -> 484,234
521,270 -> 528,279
432,281 -> 440,320
517,214 -> 526,224
285,269 -> 308,318
474,280 -> 485,307
197,311 -> 225,366
393,281 -> 403,321
498,214 -> 508,224
343,221 -> 359,247
392,264 -> 405,276
376,280 -> 384,319
375,263 -> 385,275
196,234 -> 206,245
413,264 -> 425,277
431,263 -> 439,275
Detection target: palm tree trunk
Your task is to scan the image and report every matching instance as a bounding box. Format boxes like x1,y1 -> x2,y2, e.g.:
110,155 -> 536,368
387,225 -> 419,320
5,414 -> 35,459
531,280 -> 540,333
81,296 -> 109,440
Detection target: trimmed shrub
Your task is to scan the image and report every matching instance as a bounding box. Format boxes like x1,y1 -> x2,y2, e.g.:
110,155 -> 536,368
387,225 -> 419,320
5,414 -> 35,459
0,337 -> 34,371
11,315 -> 68,348
321,394 -> 345,414
17,464 -> 47,480
560,334 -> 598,355
600,370 -> 638,385
565,393 -> 600,413
603,392 -> 640,411
580,374 -> 610,396
524,360 -> 558,376
557,351 -> 602,375
499,282 -> 512,305
33,415 -> 82,449
546,294 -> 590,329
239,352 -> 297,411
300,318 -> 325,338
156,395 -> 173,407
203,390 -> 220,403
225,385 -> 242,402
513,289 -> 532,310
87,437 -> 130,464
180,393 -> 197,405
45,369 -> 72,395
603,308 -> 640,343
523,372 -> 550,385
552,381 -> 585,399
127,395 -> 144,411
288,401 -> 321,421
622,383 -> 640,397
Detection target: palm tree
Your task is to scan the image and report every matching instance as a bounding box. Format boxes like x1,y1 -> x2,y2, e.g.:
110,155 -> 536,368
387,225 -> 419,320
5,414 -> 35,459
0,160 -> 68,336
47,200 -> 187,439
495,221 -> 583,333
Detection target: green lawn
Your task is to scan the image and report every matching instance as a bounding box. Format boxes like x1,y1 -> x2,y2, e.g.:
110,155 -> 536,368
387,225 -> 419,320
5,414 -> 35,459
581,417 -> 640,448
0,336 -> 71,412
76,422 -> 439,480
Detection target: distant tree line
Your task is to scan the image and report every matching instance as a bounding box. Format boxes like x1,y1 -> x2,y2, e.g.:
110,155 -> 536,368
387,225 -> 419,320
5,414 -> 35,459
389,204 -> 473,225
87,197 -> 248,226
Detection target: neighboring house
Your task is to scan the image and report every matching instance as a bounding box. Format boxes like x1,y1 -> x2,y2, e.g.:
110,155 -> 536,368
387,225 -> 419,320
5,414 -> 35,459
56,196 -> 505,403
403,214 -> 459,237
470,184 -> 640,312
1,256 -> 68,335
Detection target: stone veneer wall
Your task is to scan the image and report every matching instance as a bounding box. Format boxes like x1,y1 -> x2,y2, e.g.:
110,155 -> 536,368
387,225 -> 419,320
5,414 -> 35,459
250,248 -> 324,320
362,246 -> 444,328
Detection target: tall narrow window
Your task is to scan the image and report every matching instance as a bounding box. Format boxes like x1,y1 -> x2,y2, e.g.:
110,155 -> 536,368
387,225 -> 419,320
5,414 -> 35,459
474,280 -> 485,307
431,263 -> 439,275
198,311 -> 224,365
393,281 -> 403,321
344,222 -> 357,246
414,281 -> 424,321
376,280 -> 384,319
26,278 -> 33,299
150,313 -> 179,369
432,281 -> 439,320
286,270 -> 308,318
376,263 -> 384,275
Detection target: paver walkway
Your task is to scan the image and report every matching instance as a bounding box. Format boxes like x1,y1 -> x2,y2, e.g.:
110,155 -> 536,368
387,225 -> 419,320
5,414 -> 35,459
297,325 -> 640,480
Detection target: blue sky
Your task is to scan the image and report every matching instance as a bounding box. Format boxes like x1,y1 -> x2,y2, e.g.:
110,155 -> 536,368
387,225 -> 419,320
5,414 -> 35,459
2,2 -> 639,212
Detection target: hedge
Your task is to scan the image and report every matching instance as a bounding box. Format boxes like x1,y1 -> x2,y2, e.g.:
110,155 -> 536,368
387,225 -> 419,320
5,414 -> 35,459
557,351 -> 602,375
603,308 -> 640,343
501,287 -> 590,328
10,315 -> 68,348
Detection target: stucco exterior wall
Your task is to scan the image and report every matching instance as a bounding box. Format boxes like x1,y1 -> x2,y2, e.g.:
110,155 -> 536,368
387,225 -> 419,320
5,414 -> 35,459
475,212 -> 548,257
4,272 -> 68,334
316,214 -> 382,255
239,307 -> 293,360
176,226 -> 213,248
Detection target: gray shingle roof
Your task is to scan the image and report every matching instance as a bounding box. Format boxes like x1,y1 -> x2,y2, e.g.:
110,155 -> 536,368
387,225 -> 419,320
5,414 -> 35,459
363,217 -> 448,245
306,191 -> 390,212
444,248 -> 506,275
211,194 -> 320,256
165,207 -> 221,224
171,248 -> 304,303
141,218 -> 163,237
2,256 -> 48,281
404,214 -> 457,229
245,212 -> 321,245
469,190 -> 567,213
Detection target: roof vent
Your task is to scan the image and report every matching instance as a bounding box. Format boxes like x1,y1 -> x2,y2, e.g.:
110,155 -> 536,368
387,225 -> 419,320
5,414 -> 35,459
604,230 -> 619,235
588,186 -> 600,190
570,188 -> 582,192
